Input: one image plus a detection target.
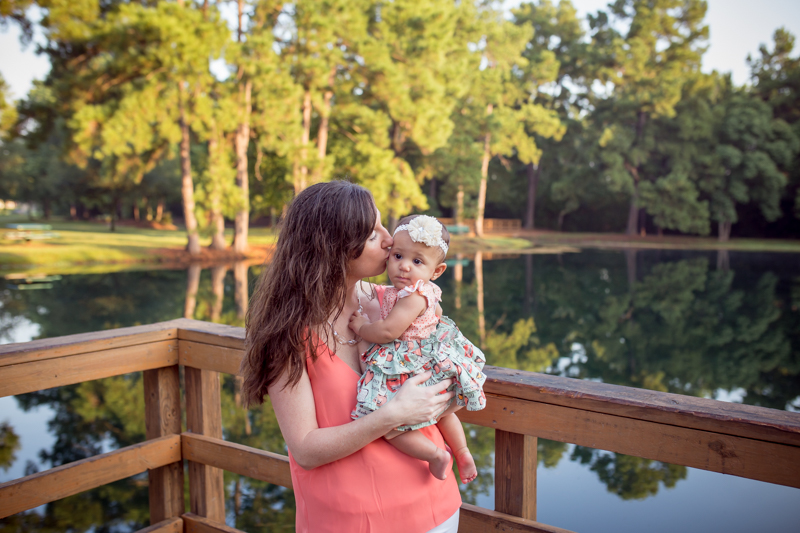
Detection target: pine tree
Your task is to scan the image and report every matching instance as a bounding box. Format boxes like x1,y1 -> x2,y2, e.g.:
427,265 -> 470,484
593,0 -> 709,235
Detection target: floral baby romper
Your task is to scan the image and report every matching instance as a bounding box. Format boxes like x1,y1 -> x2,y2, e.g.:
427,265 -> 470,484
351,280 -> 487,431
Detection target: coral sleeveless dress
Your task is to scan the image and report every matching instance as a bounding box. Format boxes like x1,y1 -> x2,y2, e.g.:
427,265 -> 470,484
288,286 -> 462,533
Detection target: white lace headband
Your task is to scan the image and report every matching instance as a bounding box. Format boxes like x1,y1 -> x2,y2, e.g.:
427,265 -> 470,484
393,215 -> 449,256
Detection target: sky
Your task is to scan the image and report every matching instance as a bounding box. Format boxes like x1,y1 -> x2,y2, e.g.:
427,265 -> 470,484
2,0 -> 800,101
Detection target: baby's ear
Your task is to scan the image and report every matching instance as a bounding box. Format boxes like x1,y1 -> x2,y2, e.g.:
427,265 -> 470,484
432,262 -> 447,280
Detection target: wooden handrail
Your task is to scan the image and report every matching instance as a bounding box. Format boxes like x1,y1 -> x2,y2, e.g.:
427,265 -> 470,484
181,433 -> 292,488
0,435 -> 181,518
137,517 -> 183,533
2,319 -> 799,532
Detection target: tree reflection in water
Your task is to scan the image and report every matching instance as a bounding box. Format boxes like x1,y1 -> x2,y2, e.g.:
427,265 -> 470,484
2,250 -> 800,528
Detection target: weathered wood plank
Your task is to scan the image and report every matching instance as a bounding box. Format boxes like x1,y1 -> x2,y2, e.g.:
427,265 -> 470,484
496,431 -> 537,520
0,321 -> 179,367
181,433 -> 292,488
185,367 -> 225,522
484,366 -> 800,447
135,517 -> 183,533
0,435 -> 181,518
459,393 -> 800,488
0,341 -> 178,398
183,513 -> 245,533
180,341 -> 243,376
176,319 -> 245,350
458,503 -> 575,533
144,366 -> 184,523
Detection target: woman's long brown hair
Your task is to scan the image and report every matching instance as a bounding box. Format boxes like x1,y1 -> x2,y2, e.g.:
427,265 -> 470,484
241,181 -> 377,407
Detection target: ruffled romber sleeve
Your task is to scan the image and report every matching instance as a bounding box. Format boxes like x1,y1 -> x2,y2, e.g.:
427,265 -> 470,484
397,280 -> 441,310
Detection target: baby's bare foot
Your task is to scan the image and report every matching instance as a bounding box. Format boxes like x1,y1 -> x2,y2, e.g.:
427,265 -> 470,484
428,447 -> 452,481
454,447 -> 477,483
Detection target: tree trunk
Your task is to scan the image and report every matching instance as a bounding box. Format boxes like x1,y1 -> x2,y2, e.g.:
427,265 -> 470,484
626,181 -> 639,236
387,211 -> 398,235
233,80 -> 252,254
429,178 -> 437,205
43,198 -> 52,220
557,209 -> 567,231
455,185 -> 464,226
475,104 -> 493,238
208,129 -> 226,251
156,199 -> 164,223
525,162 -> 540,230
718,220 -> 732,242
179,87 -> 201,255
296,89 -> 312,193
313,67 -> 335,184
133,202 -> 140,222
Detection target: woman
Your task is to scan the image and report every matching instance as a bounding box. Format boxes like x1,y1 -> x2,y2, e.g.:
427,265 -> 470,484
241,181 -> 462,532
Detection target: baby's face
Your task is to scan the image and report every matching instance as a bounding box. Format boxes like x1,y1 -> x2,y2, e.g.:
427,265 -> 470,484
387,231 -> 443,290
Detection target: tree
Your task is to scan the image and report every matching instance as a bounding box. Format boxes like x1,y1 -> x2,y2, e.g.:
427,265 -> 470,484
593,0 -> 709,235
34,1 -> 227,241
699,88 -> 798,240
748,28 -> 800,224
512,0 -> 589,230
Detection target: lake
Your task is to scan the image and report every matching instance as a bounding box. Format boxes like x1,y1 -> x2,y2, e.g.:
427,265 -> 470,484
1,247 -> 799,532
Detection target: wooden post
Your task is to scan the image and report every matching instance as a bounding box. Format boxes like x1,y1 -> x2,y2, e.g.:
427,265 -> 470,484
185,366 -> 225,522
144,366 -> 184,523
495,430 -> 537,521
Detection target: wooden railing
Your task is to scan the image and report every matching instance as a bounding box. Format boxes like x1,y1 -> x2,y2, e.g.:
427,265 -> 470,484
2,318 -> 799,532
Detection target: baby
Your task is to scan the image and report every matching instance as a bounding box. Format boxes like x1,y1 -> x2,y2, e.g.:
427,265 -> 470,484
349,214 -> 486,483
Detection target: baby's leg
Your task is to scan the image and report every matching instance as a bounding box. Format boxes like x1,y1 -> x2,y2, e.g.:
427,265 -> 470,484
388,431 -> 452,481
437,413 -> 477,483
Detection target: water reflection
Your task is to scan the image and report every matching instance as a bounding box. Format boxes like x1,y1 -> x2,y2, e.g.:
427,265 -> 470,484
1,250 -> 799,530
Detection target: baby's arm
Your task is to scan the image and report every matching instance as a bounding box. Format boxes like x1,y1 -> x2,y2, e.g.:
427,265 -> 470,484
349,292 -> 427,344
435,303 -> 442,317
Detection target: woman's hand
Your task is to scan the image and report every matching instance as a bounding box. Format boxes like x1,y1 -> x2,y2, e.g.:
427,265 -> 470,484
384,371 -> 455,428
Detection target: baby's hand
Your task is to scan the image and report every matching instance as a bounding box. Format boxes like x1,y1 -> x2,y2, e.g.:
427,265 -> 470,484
349,310 -> 369,334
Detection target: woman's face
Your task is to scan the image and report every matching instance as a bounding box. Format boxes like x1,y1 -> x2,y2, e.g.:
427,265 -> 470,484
348,208 -> 393,280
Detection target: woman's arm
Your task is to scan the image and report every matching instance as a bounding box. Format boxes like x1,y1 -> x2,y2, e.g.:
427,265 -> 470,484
349,292 -> 427,344
268,365 -> 454,470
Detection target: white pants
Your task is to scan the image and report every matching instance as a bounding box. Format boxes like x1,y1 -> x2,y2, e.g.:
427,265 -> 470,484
426,509 -> 460,533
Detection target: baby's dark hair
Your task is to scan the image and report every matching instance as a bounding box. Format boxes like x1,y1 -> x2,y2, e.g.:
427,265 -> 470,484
396,214 -> 450,262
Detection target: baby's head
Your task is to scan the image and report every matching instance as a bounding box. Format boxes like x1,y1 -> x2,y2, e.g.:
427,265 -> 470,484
388,215 -> 450,290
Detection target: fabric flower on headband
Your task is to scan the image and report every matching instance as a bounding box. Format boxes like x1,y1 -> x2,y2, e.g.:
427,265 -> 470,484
394,215 -> 449,255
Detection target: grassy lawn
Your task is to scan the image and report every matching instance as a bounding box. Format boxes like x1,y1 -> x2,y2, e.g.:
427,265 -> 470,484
520,230 -> 800,253
0,215 -> 277,271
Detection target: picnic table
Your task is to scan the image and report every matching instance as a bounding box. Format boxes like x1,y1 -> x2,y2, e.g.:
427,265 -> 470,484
444,224 -> 470,235
4,223 -> 60,242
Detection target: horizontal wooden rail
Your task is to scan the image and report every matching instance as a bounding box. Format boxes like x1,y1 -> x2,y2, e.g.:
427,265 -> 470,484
459,393 -> 800,488
0,340 -> 178,398
181,433 -> 292,488
183,513 -> 242,533
0,320 -> 180,368
460,503 -> 574,533
137,517 -> 183,533
0,435 -> 181,518
180,434 -> 575,533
